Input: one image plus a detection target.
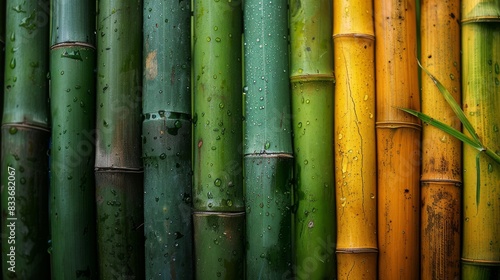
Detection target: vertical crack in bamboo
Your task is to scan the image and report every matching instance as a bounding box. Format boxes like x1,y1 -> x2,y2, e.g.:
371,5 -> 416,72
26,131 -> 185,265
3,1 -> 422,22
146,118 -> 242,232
333,0 -> 378,278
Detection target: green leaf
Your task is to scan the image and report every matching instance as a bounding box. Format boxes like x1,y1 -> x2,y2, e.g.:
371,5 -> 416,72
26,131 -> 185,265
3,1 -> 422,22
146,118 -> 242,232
397,107 -> 483,151
417,60 -> 482,144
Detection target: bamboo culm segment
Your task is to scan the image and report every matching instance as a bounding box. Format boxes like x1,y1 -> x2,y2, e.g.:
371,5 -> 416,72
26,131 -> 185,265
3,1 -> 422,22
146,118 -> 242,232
95,1 -> 144,278
50,0 -> 94,45
420,0 -> 462,279
290,0 -> 336,278
193,212 -> 245,279
49,45 -> 97,280
143,0 -> 191,115
245,156 -> 293,279
193,0 -> 243,212
243,0 -> 291,155
1,0 -> 50,278
1,127 -> 50,279
142,0 -> 193,278
143,116 -> 193,279
333,0 -> 377,278
461,2 -> 500,276
375,1 -> 421,279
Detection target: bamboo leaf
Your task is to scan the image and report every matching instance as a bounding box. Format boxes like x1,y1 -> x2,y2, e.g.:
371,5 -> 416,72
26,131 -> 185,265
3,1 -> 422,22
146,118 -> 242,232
398,107 -> 483,150
417,60 -> 482,144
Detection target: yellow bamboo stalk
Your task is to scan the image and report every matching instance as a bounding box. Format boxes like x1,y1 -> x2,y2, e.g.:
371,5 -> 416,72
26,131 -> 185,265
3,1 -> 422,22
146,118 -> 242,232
420,0 -> 462,279
461,1 -> 500,277
333,0 -> 377,279
375,1 -> 421,279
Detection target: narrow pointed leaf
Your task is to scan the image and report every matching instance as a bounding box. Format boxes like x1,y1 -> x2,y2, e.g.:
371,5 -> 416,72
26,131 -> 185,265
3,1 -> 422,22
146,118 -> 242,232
418,60 -> 481,144
398,107 -> 482,150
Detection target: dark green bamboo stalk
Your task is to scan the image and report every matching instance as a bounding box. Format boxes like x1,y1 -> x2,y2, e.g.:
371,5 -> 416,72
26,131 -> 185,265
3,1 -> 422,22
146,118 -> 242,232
49,0 -> 97,278
243,0 -> 293,278
94,0 -> 144,278
461,1 -> 500,278
290,0 -> 336,279
1,2 -> 50,278
0,0 -> 5,118
193,0 -> 244,278
142,1 -> 193,279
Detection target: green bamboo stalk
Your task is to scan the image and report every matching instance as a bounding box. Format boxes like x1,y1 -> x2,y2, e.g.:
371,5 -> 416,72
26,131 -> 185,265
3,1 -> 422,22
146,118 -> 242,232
0,0 -> 5,118
142,0 -> 193,278
290,1 -> 336,279
461,1 -> 500,277
243,0 -> 293,278
49,0 -> 97,278
94,0 -> 144,278
0,0 -> 50,278
193,0 -> 244,278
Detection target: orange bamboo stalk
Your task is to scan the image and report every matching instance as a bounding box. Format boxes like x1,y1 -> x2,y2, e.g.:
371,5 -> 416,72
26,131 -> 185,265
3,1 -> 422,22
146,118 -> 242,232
420,0 -> 462,279
375,1 -> 421,279
333,0 -> 377,278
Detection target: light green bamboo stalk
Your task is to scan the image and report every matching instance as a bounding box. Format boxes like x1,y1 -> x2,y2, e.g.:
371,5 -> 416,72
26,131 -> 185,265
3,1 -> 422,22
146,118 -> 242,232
461,1 -> 500,278
94,0 -> 144,278
193,0 -> 245,278
142,0 -> 193,278
49,0 -> 97,278
290,0 -> 336,279
1,2 -> 50,278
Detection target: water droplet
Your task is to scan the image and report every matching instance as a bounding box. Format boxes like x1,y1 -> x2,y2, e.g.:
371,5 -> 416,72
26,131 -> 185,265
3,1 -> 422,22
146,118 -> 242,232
9,58 -> 16,69
307,221 -> 314,228
364,95 -> 368,101
264,141 -> 271,150
465,217 -> 469,222
219,102 -> 224,109
174,120 -> 182,128
215,37 -> 221,42
306,99 -> 310,104
208,203 -> 213,208
298,68 -> 303,74
206,36 -> 211,42
211,146 -> 216,150
214,178 -> 222,187
9,127 -> 18,135
60,71 -> 64,75
213,74 -> 217,79
370,193 -> 375,199
304,160 -> 308,165
159,153 -> 166,160
226,199 -> 233,206
340,197 -> 347,207
449,74 -> 455,80
10,32 -> 15,41
440,135 -> 447,143
494,125 -> 499,132
207,192 -> 213,199
488,163 -> 493,173
298,122 -> 302,128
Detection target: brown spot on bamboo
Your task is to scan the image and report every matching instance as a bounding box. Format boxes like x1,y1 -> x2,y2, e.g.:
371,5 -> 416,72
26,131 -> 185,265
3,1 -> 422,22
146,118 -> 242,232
145,50 -> 158,80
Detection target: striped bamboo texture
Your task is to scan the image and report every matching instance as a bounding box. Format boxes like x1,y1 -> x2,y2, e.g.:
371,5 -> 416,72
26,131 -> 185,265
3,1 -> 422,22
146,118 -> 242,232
420,0 -> 462,279
461,1 -> 500,278
375,1 -> 421,279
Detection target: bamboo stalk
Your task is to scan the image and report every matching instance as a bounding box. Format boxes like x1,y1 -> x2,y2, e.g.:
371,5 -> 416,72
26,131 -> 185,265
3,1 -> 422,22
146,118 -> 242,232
461,1 -> 500,278
374,1 -> 421,279
1,3 -> 50,277
243,0 -> 293,278
290,1 -> 336,278
420,0 -> 462,279
333,0 -> 377,278
0,0 -> 4,118
94,0 -> 144,278
49,0 -> 97,278
142,1 -> 193,278
193,0 -> 244,278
